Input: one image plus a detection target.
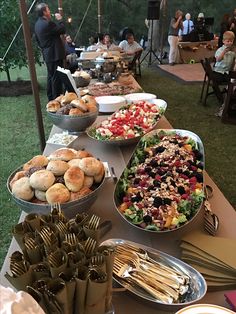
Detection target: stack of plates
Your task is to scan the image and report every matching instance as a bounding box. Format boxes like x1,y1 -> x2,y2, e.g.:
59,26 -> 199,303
95,95 -> 126,113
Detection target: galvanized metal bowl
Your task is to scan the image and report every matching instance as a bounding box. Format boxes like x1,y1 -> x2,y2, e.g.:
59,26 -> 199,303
47,109 -> 98,133
7,167 -> 105,219
113,129 -> 205,233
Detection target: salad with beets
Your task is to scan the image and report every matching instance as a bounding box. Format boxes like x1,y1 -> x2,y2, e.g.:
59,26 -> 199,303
115,130 -> 205,232
89,101 -> 164,141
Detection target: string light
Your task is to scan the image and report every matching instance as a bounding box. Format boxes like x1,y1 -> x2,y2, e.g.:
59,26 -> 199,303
67,17 -> 72,23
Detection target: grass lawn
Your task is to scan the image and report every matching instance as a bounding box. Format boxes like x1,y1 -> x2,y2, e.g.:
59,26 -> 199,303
0,64 -> 235,268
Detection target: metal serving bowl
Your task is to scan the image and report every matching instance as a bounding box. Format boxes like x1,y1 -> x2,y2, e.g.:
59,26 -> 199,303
86,99 -> 167,146
7,167 -> 105,219
47,109 -> 98,133
113,129 -> 205,233
73,76 -> 91,88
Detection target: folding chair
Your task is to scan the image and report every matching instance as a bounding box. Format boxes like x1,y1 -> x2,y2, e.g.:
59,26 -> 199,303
128,50 -> 142,77
221,71 -> 236,124
199,57 -> 227,106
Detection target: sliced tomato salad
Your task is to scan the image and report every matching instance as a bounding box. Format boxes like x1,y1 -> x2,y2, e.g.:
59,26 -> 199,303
93,101 -> 162,140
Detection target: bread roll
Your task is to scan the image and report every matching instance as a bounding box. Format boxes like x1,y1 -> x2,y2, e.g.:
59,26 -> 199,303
61,92 -> 78,105
79,157 -> 103,176
46,100 -> 61,112
46,183 -> 70,204
68,159 -> 82,168
54,94 -> 64,103
94,163 -> 105,183
30,170 -> 55,191
9,170 -> 26,190
82,95 -> 97,107
12,177 -> 34,201
23,155 -> 48,171
83,175 -> 94,188
64,166 -> 84,192
75,150 -> 93,159
46,160 -> 69,176
48,148 -> 76,161
86,103 -> 98,113
70,99 -> 88,112
70,187 -> 92,201
69,108 -> 83,116
35,189 -> 47,202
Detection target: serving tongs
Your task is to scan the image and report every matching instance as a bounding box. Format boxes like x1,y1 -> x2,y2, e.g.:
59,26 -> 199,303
204,185 -> 219,236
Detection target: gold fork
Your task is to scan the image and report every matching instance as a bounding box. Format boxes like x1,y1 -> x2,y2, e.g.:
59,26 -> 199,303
87,214 -> 100,230
84,237 -> 97,255
113,260 -> 174,303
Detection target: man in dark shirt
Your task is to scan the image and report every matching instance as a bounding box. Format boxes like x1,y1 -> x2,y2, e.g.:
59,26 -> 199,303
35,3 -> 66,100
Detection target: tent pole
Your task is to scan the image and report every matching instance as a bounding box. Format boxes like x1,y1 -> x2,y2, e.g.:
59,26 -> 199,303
98,0 -> 102,33
19,0 -> 46,152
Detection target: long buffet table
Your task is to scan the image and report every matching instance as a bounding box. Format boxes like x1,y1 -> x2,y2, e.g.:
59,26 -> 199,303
1,114 -> 236,313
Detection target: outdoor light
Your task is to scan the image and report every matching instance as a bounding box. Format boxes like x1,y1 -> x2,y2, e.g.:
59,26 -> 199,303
67,17 -> 72,23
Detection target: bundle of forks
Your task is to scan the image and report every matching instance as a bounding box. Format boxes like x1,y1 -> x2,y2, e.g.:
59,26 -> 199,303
113,243 -> 191,304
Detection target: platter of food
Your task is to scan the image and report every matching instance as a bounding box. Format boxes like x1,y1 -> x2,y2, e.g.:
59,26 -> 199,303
113,129 -> 205,232
83,82 -> 141,97
101,239 -> 207,310
7,148 -> 106,218
86,100 -> 167,146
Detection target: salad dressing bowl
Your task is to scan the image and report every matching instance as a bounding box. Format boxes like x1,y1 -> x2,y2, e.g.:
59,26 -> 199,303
86,100 -> 167,146
113,129 -> 205,233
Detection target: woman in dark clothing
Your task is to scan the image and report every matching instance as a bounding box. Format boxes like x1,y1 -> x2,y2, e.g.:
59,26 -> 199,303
218,13 -> 231,47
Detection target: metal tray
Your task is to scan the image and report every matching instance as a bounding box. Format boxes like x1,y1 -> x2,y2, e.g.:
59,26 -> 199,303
113,129 -> 205,232
86,100 -> 167,146
100,238 -> 207,310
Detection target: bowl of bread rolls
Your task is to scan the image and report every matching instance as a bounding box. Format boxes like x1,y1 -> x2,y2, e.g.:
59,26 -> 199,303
46,93 -> 98,133
7,148 -> 105,218
72,70 -> 91,88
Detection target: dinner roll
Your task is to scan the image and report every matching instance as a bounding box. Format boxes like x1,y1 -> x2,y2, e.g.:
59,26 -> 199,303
30,170 -> 55,191
46,183 -> 70,204
54,94 -> 64,103
35,189 -> 47,202
69,108 -> 83,116
64,166 -> 84,192
82,95 -> 97,107
46,160 -> 69,176
94,163 -> 105,183
46,100 -> 61,113
61,92 -> 78,105
83,175 -> 94,188
9,170 -> 26,190
12,177 -> 34,201
75,150 -> 93,159
70,187 -> 92,201
23,155 -> 48,171
68,158 -> 82,168
48,148 -> 77,161
79,157 -> 103,176
86,103 -> 98,113
70,99 -> 88,112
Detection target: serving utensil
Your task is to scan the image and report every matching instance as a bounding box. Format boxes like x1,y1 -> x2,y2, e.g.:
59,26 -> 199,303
113,259 -> 174,303
204,185 -> 219,236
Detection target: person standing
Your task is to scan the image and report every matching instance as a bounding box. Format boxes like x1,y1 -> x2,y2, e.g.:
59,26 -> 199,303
35,3 -> 66,101
168,10 -> 183,65
179,13 -> 194,41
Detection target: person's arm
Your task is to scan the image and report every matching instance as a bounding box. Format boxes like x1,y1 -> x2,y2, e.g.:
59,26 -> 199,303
215,47 -> 231,62
172,16 -> 183,30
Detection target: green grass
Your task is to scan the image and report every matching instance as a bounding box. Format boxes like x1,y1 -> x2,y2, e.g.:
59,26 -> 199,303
0,65 -> 235,269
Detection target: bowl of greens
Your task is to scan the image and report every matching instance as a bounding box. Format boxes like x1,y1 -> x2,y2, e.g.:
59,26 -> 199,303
113,129 -> 205,232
